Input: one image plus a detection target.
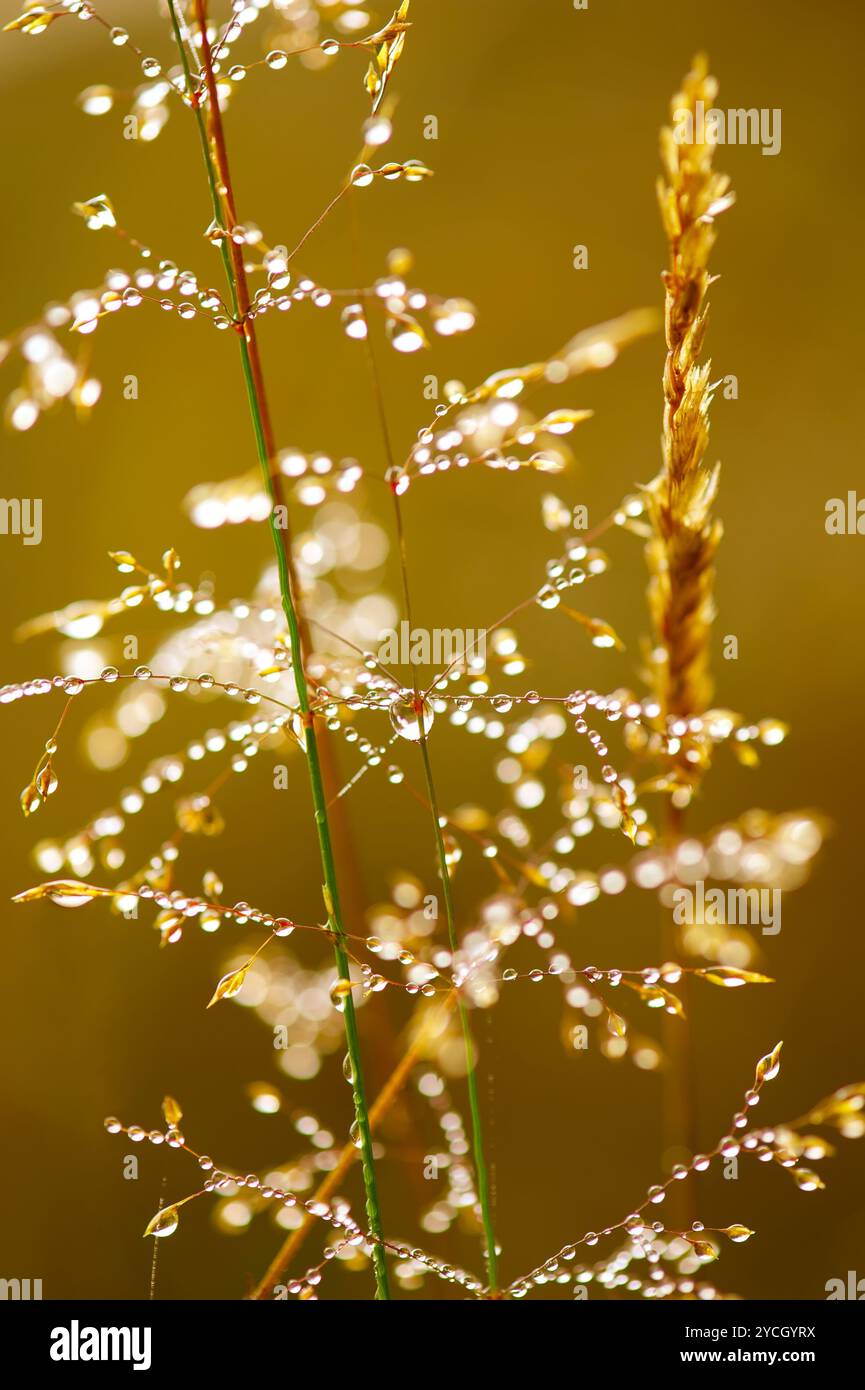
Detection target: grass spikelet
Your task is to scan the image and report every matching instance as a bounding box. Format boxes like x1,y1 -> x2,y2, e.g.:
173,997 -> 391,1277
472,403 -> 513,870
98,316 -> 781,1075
645,53 -> 732,733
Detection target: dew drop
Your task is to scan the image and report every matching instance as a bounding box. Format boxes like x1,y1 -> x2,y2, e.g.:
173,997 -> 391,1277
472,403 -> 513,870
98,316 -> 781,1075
35,766 -> 58,797
389,693 -> 434,742
536,584 -> 560,610
330,978 -> 353,1012
145,1205 -> 179,1239
49,886 -> 98,908
387,316 -> 426,353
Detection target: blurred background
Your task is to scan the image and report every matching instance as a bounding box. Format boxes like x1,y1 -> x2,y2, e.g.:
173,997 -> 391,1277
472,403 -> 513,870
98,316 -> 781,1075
0,0 -> 863,1300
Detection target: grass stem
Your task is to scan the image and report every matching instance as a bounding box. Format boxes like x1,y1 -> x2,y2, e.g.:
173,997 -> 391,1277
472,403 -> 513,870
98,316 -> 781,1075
251,991 -> 459,1299
351,259 -> 500,1289
170,0 -> 390,1299
416,734 -> 499,1291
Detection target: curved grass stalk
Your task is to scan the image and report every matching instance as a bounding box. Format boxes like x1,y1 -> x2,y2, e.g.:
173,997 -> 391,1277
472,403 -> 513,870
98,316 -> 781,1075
170,0 -> 390,1299
380,371 -> 499,1289
251,990 -> 459,1299
416,733 -> 499,1291
348,246 -> 499,1288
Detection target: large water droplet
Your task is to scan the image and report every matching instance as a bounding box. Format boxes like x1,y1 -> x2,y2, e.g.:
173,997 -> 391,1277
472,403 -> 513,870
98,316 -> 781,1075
389,692 -> 434,742
330,978 -> 353,1012
144,1205 -> 179,1239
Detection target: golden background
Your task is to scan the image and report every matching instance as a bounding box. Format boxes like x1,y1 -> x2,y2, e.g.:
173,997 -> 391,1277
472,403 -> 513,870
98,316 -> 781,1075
1,0 -> 863,1299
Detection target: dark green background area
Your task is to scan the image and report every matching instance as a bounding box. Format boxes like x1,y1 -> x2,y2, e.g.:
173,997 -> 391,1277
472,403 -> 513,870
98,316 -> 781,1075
0,0 -> 862,1300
